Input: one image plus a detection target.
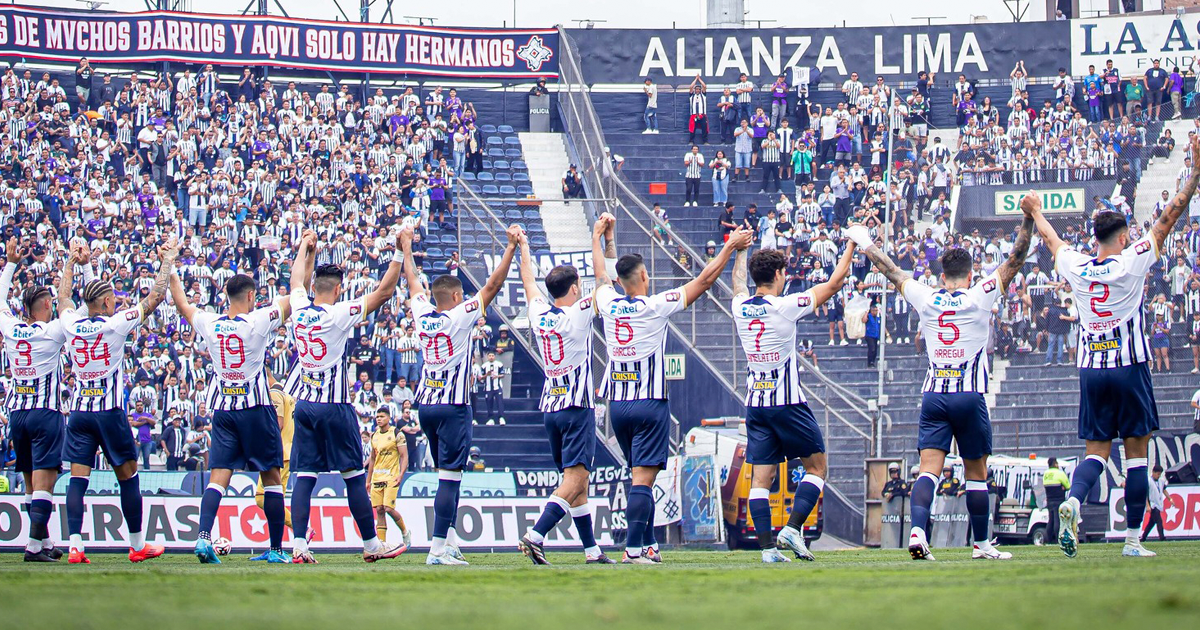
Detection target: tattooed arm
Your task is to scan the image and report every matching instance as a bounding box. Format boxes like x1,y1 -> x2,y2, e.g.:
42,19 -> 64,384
732,248 -> 749,296
998,215 -> 1035,292
57,245 -> 80,313
139,236 -> 180,319
862,244 -> 913,293
1151,136 -> 1200,254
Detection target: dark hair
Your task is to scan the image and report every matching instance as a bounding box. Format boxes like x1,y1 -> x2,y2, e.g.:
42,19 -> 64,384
749,249 -> 787,286
1093,212 -> 1128,244
1048,457 -> 1058,468
21,285 -> 51,313
224,274 -> 256,301
940,248 -> 973,280
82,279 -> 114,304
544,265 -> 579,299
312,264 -> 344,293
616,253 -> 645,282
1153,464 -> 1163,473
430,274 -> 463,302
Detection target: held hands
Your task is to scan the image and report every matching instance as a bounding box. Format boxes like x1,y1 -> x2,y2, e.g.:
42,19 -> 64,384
727,228 -> 754,251
506,224 -> 524,245
398,226 -> 414,250
593,212 -> 616,239
845,225 -> 874,249
1019,189 -> 1042,218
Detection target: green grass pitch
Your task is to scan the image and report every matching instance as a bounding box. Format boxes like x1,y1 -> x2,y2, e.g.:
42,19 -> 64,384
1,544 -> 1198,629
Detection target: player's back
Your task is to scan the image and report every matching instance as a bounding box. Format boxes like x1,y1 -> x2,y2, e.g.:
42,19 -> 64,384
731,291 -> 814,407
1055,235 -> 1155,368
194,305 -> 282,410
0,308 -> 68,411
529,295 -> 595,412
904,274 -> 1000,394
595,284 -> 686,401
62,306 -> 143,412
410,293 -> 477,406
286,293 -> 364,404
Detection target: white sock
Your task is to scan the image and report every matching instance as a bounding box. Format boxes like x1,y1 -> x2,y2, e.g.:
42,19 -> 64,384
362,536 -> 383,553
70,534 -> 85,553
130,530 -> 145,550
648,542 -> 659,552
584,546 -> 602,558
431,536 -> 447,555
625,546 -> 641,557
23,492 -> 33,507
1068,496 -> 1080,511
910,527 -> 926,540
527,530 -> 545,544
1126,528 -> 1140,544
446,528 -> 458,547
26,538 -> 43,553
293,537 -> 309,555
975,538 -> 995,551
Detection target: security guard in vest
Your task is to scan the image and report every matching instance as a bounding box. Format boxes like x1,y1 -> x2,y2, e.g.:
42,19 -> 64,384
1043,458 -> 1071,544
882,462 -> 909,500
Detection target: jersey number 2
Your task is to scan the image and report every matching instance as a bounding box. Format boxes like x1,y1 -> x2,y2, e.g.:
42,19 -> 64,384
1089,281 -> 1112,317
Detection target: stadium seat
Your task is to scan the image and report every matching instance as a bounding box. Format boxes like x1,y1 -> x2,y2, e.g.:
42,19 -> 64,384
482,160 -> 493,169
476,172 -> 494,181
486,136 -> 502,145
497,125 -> 515,133
503,137 -> 521,146
459,222 -> 474,232
476,233 -> 495,245
533,249 -> 551,257
527,224 -> 545,235
426,247 -> 444,258
464,248 -> 481,260
512,160 -> 527,170
488,148 -> 505,157
494,173 -> 512,182
468,184 -> 482,193
481,124 -> 497,133
499,185 -> 517,195
474,222 -> 488,232
482,185 -> 499,195
530,235 -> 549,247
516,185 -> 534,195
442,234 -> 458,246
512,172 -> 529,182
504,148 -> 522,158
493,160 -> 510,170
460,172 -> 475,181
522,210 -> 541,220
505,209 -> 523,220
459,234 -> 477,245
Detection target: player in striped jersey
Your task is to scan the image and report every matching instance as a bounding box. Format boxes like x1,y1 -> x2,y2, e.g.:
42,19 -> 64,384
731,238 -> 858,563
285,229 -> 407,564
400,224 -> 521,565
597,214 -> 753,564
1029,140 -> 1200,560
0,238 -> 79,562
166,235 -> 305,565
516,225 -> 616,566
848,199 -> 1034,562
60,235 -> 180,565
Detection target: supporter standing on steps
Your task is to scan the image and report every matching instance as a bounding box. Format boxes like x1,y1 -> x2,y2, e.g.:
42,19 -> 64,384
643,78 -> 659,134
683,145 -> 704,207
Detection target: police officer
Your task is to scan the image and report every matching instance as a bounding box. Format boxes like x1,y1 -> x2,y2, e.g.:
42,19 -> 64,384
1043,457 -> 1071,544
937,466 -> 963,496
882,462 -> 909,500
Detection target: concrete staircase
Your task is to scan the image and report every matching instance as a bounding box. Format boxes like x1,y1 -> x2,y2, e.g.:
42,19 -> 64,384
1134,118 -> 1191,221
518,132 -> 591,252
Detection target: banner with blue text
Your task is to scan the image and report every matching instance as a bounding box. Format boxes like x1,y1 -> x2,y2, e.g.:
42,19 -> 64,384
0,6 -> 558,78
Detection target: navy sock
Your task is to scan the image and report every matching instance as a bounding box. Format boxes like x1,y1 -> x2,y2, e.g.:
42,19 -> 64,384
748,490 -> 774,549
532,498 -> 568,537
1124,460 -> 1149,531
965,481 -> 991,543
290,474 -> 318,543
570,505 -> 598,551
66,477 -> 88,537
343,472 -> 377,543
625,485 -> 653,554
263,485 -> 286,552
117,474 -> 143,535
910,473 -> 937,536
1068,455 -> 1106,504
29,497 -> 53,542
644,500 -> 658,548
787,476 -> 825,531
433,478 -> 462,539
198,484 -> 223,540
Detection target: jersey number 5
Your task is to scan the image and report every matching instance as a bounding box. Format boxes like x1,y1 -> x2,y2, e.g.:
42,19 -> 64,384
937,311 -> 960,345
1089,281 -> 1112,317
615,317 -> 635,345
294,325 -> 328,361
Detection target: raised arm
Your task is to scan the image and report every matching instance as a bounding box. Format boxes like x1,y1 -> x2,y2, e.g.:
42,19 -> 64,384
997,202 -> 1036,291
475,225 -> 522,311
1021,189 -> 1067,257
811,242 -> 858,307
846,225 -> 912,292
732,248 -> 749,296
592,213 -> 616,289
167,272 -> 198,325
1152,137 -> 1200,253
682,228 -> 753,306
399,227 -> 426,300
1,238 -> 19,312
57,244 -> 83,313
290,230 -> 315,295
139,235 -> 180,318
517,233 -> 541,302
364,246 -> 402,316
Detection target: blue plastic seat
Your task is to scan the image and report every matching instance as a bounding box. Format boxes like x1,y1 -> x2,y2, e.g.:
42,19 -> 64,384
488,148 -> 505,157
527,223 -> 545,235
516,185 -> 534,195
512,172 -> 529,182
504,137 -> 521,146
504,148 -> 522,158
486,136 -> 502,145
481,160 -> 493,169
459,234 -> 477,245
494,173 -> 512,182
481,124 -> 498,134
482,185 -> 499,195
476,172 -> 494,182
441,234 -> 458,245
499,185 -> 517,195
533,248 -> 551,257
522,210 -> 541,220
512,160 -> 527,170
468,184 -> 482,193
497,125 -> 514,133
530,235 -> 549,248
426,247 -> 444,258
464,248 -> 481,259
459,222 -> 474,232
460,172 -> 476,181
504,209 -> 523,220
476,233 -> 495,245
493,160 -> 510,170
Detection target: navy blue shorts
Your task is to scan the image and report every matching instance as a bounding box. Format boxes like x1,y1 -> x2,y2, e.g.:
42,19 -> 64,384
610,399 -> 670,469
210,405 -> 284,472
745,403 -> 825,465
290,401 -> 362,473
10,408 -> 65,473
544,406 -> 596,471
63,408 -> 139,469
421,404 -> 473,470
918,392 -> 992,460
1078,363 -> 1160,441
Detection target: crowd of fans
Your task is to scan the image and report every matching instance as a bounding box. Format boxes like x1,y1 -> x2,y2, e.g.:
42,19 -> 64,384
0,60 -> 516,472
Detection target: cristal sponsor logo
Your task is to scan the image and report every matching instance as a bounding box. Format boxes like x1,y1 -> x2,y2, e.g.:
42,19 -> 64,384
14,385 -> 36,394
424,378 -> 447,388
547,386 -> 569,396
934,368 -> 963,379
80,387 -> 106,397
301,374 -> 325,387
610,371 -> 640,382
751,380 -> 776,390
1089,339 -> 1121,352
221,386 -> 248,396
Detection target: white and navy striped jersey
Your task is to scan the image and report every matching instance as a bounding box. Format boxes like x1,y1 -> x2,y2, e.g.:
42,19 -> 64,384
62,306 -> 145,412
193,304 -> 282,411
285,293 -> 365,404
411,293 -> 478,406
528,296 -> 595,412
903,271 -> 1001,394
595,284 -> 687,401
0,266 -> 68,411
1055,235 -> 1156,368
732,291 -> 815,407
